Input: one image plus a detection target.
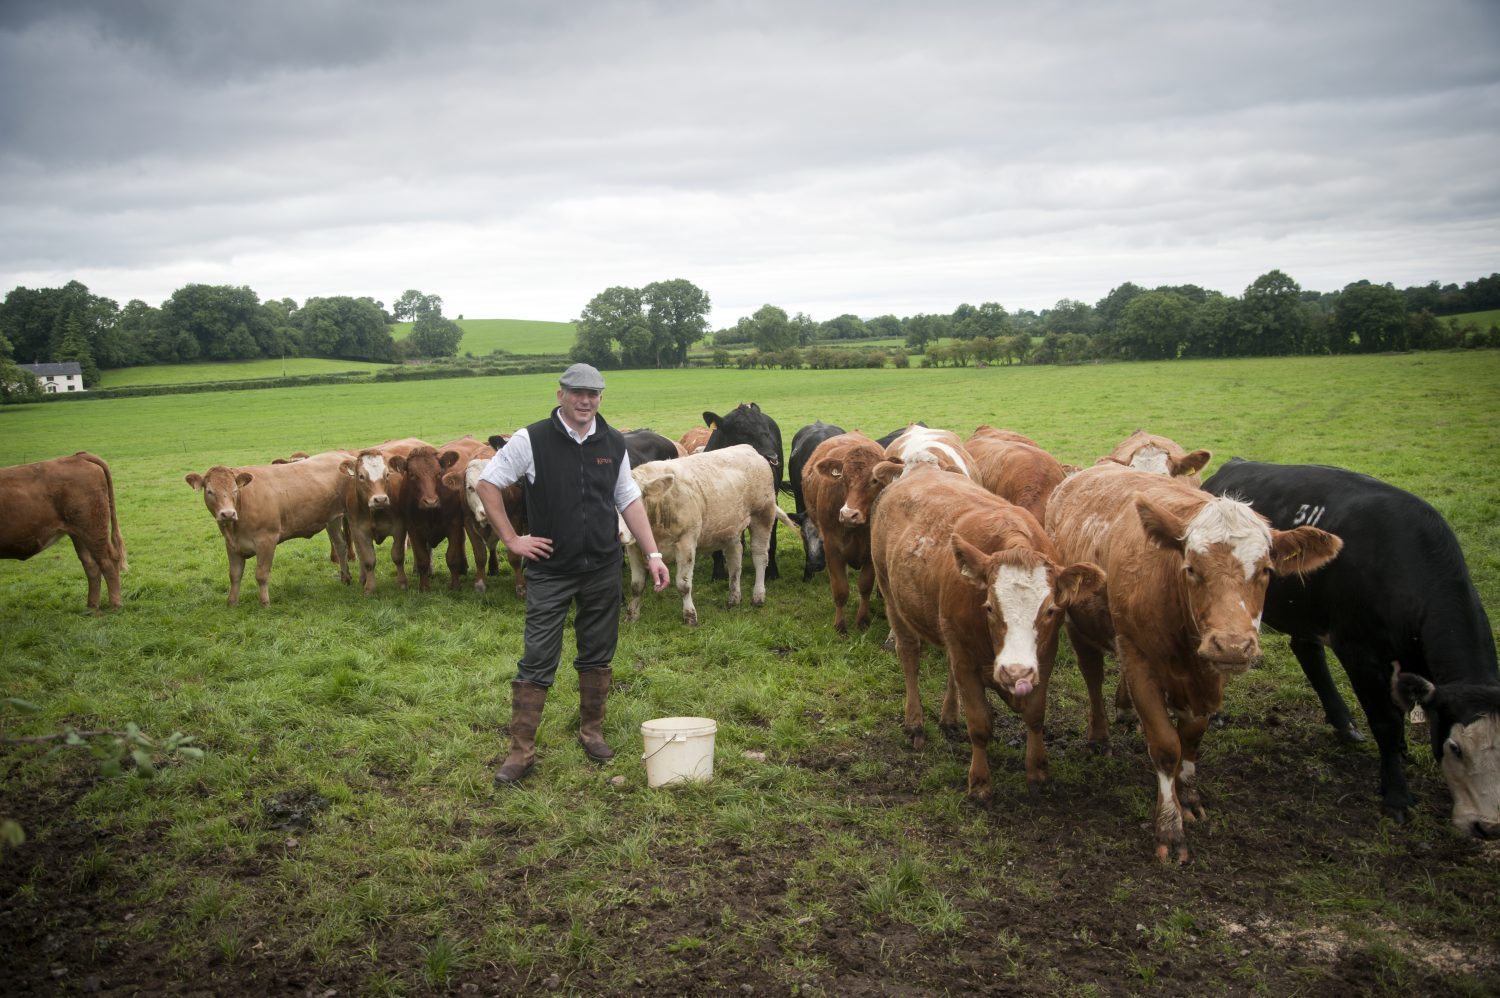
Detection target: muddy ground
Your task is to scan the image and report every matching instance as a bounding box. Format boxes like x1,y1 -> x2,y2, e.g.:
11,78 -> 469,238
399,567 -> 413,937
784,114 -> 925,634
4,700 -> 1498,996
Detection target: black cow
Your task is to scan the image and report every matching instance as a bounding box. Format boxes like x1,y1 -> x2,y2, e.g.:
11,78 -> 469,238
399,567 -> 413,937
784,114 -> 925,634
875,422 -> 925,449
703,403 -> 785,580
1204,458 -> 1500,835
623,429 -> 681,469
787,421 -> 846,581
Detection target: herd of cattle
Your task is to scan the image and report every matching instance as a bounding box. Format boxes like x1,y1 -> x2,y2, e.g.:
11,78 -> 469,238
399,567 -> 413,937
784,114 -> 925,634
2,402 -> 1498,862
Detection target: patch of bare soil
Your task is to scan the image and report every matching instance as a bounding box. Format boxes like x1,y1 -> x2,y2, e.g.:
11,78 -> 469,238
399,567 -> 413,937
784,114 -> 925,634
4,703 -> 1499,995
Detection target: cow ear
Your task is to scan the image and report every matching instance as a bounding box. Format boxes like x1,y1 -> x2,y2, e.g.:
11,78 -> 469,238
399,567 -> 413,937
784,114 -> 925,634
388,456 -> 407,474
1135,495 -> 1186,553
814,457 -> 844,479
1053,562 -> 1106,609
1096,455 -> 1127,467
439,449 -> 461,469
872,459 -> 904,487
185,473 -> 204,491
1393,671 -> 1437,712
272,458 -> 290,465
1171,449 -> 1212,478
643,472 -> 675,495
441,471 -> 462,490
952,536 -> 991,590
702,411 -> 720,428
339,459 -> 355,478
1270,526 -> 1342,577
235,472 -> 254,488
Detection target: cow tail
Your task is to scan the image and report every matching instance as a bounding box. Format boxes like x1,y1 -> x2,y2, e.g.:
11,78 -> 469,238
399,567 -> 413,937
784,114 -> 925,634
79,451 -> 128,572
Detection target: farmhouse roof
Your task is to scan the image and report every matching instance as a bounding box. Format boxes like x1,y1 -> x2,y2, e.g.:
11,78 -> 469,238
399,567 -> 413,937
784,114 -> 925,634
19,362 -> 83,376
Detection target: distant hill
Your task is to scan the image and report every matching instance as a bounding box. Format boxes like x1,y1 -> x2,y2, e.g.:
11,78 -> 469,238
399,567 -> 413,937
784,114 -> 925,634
392,317 -> 576,356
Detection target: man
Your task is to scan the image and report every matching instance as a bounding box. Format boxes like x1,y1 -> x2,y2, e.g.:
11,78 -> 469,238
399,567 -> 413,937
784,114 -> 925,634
476,363 -> 671,786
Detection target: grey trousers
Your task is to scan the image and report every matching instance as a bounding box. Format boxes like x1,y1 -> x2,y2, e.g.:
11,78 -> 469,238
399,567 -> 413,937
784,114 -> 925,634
515,562 -> 622,687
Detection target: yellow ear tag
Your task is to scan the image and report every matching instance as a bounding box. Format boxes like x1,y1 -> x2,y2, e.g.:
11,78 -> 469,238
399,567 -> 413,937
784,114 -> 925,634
709,422 -> 718,430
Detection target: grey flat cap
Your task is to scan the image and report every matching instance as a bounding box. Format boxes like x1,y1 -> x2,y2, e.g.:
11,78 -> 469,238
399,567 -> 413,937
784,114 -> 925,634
559,363 -> 606,390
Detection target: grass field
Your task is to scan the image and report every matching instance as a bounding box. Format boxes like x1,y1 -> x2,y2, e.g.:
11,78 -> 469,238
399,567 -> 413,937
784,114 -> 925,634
392,317 -> 577,356
96,356 -> 393,388
3,353 -> 1499,993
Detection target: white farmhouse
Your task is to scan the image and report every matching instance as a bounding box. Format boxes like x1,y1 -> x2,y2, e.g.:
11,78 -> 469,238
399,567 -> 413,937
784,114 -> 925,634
19,362 -> 86,393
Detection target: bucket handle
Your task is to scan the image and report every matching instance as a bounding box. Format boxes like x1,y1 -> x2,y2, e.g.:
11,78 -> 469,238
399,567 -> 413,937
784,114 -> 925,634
641,732 -> 689,762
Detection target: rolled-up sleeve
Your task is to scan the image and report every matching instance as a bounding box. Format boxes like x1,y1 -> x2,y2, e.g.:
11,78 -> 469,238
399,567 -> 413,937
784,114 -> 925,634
614,453 -> 641,511
479,429 -> 534,488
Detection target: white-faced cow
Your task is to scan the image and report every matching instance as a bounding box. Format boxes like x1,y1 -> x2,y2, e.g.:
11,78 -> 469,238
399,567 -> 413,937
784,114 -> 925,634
801,431 -> 884,634
1099,430 -> 1212,484
1204,458 -> 1500,837
445,453 -> 532,597
621,445 -> 798,626
964,425 -> 1065,525
0,452 -> 127,610
186,450 -> 354,607
1049,464 -> 1341,862
787,420 -> 846,581
883,424 -> 981,483
702,403 -> 786,581
872,462 -> 1105,798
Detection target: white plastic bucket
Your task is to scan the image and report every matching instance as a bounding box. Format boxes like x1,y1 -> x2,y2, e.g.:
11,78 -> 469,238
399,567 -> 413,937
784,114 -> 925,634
640,716 -> 717,787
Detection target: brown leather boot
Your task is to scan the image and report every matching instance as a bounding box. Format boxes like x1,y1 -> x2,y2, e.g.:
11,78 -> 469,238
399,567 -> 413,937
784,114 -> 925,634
494,681 -> 548,786
576,668 -> 615,763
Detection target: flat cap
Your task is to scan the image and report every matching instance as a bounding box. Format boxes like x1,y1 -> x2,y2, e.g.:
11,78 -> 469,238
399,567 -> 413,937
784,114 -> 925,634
559,363 -> 606,391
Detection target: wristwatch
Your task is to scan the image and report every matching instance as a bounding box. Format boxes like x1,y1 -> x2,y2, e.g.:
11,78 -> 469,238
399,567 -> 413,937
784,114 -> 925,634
647,552 -> 664,560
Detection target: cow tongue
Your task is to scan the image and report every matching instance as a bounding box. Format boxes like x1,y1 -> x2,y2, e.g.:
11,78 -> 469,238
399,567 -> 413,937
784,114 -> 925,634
1014,679 -> 1033,698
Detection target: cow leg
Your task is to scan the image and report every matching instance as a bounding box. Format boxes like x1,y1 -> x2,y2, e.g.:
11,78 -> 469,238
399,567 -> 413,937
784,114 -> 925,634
391,524 -> 409,590
938,670 -> 963,740
412,535 -> 434,593
225,541 -> 246,608
724,537 -> 743,609
826,547 -> 853,635
1016,639 -> 1058,787
1121,648 -> 1188,863
70,534 -> 105,611
465,519 -> 488,593
678,549 -> 698,626
711,549 -> 728,581
327,517 -> 352,585
1336,642 -> 1413,822
855,562 -> 875,632
1175,712 -> 1211,823
1290,637 -> 1363,743
1067,621 -> 1111,754
949,658 -> 994,801
351,527 -> 378,594
748,515 -> 771,607
508,551 -> 527,598
253,540 -> 276,607
765,520 -> 780,582
894,628 -> 927,749
625,549 -> 646,622
445,525 -> 468,590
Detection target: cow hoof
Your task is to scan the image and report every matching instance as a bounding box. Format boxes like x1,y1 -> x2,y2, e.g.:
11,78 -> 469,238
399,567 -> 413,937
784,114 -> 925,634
1334,724 -> 1366,744
1380,803 -> 1411,825
881,635 -> 896,652
1085,739 -> 1112,757
939,721 -> 964,742
683,613 -> 699,627
1156,843 -> 1191,865
965,787 -> 992,805
751,595 -> 765,608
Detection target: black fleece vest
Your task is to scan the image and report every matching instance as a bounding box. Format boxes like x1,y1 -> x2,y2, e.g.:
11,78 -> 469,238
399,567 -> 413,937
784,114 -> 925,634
523,408 -> 627,575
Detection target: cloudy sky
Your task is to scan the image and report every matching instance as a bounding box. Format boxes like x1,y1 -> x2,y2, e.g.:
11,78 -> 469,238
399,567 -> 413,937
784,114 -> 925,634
2,0 -> 1497,328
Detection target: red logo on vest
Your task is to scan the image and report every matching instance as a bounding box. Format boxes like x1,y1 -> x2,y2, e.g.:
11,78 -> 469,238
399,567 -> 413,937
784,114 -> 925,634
596,457 -> 613,465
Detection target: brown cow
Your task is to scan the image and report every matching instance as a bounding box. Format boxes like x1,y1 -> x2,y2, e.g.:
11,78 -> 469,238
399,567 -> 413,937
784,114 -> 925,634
0,452 -> 127,610
965,426 -> 1066,525
1048,465 -> 1341,862
872,463 -> 1105,798
678,426 -> 711,454
442,451 -> 536,597
1099,430 -> 1211,484
802,431 -> 886,634
185,450 -> 352,607
339,437 -> 426,593
391,435 -> 491,592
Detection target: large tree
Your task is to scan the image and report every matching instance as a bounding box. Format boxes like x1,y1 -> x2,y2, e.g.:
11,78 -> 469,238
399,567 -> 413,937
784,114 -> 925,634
642,278 -> 711,367
159,284 -> 274,361
572,286 -> 646,369
393,289 -> 443,323
0,281 -> 121,368
406,315 -> 464,358
0,331 -> 40,402
1235,269 -> 1310,356
297,296 -> 396,361
1114,290 -> 1195,361
1332,281 -> 1408,353
749,304 -> 794,352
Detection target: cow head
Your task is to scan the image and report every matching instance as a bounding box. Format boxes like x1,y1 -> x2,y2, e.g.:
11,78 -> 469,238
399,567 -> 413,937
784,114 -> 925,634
1105,432 -> 1211,482
392,447 -> 445,511
445,459 -> 489,526
815,440 -> 887,527
1137,494 -> 1341,670
953,535 -> 1107,697
704,403 -> 782,480
343,450 -> 402,510
185,467 -> 253,523
1394,673 -> 1500,839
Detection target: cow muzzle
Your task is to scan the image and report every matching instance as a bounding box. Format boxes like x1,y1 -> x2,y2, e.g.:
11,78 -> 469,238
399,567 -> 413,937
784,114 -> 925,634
420,497 -> 440,510
215,509 -> 238,523
1463,816 -> 1500,840
838,505 -> 864,526
994,662 -> 1039,698
1198,631 -> 1261,671
368,495 -> 390,509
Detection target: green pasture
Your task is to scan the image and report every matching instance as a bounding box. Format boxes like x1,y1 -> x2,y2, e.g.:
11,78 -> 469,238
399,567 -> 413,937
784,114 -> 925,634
3,353 -> 1499,993
392,317 -> 576,356
96,356 -> 393,388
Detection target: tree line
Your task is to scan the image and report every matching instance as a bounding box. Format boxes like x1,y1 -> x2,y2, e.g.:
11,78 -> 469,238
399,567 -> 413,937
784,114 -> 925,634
0,283 -> 465,399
